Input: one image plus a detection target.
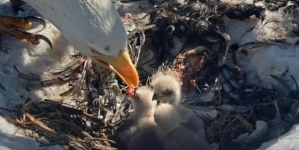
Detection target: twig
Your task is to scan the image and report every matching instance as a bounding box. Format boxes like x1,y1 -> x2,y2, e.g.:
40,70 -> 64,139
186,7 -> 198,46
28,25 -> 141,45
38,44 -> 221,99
23,113 -> 58,138
89,138 -> 116,144
39,142 -> 65,147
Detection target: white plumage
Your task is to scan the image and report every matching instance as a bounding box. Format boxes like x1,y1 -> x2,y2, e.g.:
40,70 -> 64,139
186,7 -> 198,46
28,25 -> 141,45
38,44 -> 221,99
23,0 -> 139,87
24,0 -> 125,57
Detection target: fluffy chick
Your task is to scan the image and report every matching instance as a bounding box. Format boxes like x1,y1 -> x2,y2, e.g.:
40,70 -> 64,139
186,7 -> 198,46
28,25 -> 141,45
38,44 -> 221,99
151,69 -> 211,149
130,86 -> 156,121
150,69 -> 181,105
126,86 -> 165,150
154,103 -> 209,150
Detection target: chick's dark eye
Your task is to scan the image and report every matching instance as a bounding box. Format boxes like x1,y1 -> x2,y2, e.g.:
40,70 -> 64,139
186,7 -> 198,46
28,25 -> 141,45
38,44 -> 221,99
150,85 -> 154,89
162,89 -> 173,96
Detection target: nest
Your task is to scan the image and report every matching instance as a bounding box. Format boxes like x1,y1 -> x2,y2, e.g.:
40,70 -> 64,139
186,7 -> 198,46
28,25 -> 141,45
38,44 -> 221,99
1,99 -> 118,149
2,0 -> 299,150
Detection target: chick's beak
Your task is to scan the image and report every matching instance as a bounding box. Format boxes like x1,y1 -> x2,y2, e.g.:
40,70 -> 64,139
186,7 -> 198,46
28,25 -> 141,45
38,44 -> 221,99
153,93 -> 159,100
152,93 -> 162,105
92,50 -> 139,88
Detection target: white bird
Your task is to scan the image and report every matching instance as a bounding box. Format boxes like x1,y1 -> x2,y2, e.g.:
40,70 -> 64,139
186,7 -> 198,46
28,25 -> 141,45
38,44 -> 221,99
130,86 -> 157,122
150,69 -> 182,105
1,0 -> 139,88
126,86 -> 165,150
151,69 -> 211,149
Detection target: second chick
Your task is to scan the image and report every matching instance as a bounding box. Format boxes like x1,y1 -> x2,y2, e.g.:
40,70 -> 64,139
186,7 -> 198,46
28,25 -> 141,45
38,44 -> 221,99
151,69 -> 211,150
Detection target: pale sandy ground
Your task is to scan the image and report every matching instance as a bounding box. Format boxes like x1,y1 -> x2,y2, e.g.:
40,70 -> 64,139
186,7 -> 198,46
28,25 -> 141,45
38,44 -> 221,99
0,0 -> 76,149
0,0 -> 299,149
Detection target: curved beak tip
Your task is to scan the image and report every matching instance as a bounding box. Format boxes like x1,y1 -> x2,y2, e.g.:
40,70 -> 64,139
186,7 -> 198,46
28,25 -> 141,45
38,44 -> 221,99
93,50 -> 139,88
122,69 -> 139,88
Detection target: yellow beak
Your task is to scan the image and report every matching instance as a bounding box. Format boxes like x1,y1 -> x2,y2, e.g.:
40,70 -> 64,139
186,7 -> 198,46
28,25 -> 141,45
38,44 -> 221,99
92,50 -> 139,88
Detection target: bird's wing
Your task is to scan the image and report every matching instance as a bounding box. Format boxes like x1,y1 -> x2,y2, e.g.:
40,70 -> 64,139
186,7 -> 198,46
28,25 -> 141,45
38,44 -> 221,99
178,106 -> 207,132
127,125 -> 164,150
177,106 -> 211,149
165,127 -> 204,150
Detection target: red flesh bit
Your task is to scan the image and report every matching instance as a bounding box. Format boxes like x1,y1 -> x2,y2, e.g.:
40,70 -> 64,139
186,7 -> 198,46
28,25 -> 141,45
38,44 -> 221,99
126,87 -> 135,97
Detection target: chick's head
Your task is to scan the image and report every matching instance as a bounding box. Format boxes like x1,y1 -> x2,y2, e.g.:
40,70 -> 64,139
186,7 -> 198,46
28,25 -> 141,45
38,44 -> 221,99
151,71 -> 181,104
131,86 -> 156,118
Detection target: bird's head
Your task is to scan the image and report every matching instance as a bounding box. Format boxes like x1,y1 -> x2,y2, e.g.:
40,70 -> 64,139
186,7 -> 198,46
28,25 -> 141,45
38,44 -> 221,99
30,0 -> 140,88
24,0 -> 139,88
91,48 -> 139,88
150,71 -> 181,104
130,86 -> 156,118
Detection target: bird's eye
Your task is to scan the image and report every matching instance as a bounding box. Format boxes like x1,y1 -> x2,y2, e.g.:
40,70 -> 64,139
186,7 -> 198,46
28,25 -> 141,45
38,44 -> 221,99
150,85 -> 154,90
162,89 -> 173,96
